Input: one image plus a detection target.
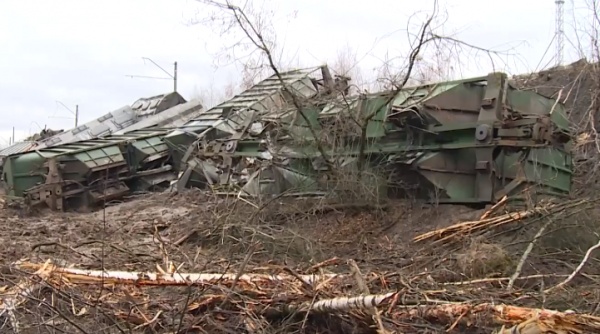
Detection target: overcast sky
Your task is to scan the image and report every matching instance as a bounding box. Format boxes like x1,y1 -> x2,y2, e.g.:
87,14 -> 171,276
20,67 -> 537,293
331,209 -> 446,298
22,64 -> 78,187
0,0 -> 595,146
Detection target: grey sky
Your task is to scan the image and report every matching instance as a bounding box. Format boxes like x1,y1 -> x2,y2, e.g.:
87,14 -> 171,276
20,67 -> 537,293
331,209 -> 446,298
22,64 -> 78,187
0,0 -> 594,146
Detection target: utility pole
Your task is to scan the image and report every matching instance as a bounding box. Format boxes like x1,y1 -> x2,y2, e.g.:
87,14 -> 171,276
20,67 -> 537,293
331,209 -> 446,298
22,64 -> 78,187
126,57 -> 178,93
52,101 -> 79,127
592,3 -> 599,60
12,126 -> 15,144
555,0 -> 565,66
174,61 -> 178,92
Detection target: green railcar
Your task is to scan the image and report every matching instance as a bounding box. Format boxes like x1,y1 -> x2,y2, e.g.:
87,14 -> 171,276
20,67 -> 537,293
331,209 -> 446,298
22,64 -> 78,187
1,69 -> 575,209
1,128 -> 174,210
164,70 -> 574,204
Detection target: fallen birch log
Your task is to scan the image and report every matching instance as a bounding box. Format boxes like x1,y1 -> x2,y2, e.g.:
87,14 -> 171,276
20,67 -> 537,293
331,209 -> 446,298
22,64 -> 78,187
302,293 -> 600,332
16,261 -> 340,287
301,292 -> 396,313
278,291 -> 600,332
10,261 -> 600,332
407,303 -> 600,333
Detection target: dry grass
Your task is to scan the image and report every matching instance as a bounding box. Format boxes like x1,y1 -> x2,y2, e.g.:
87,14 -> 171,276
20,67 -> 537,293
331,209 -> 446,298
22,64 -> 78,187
456,239 -> 514,279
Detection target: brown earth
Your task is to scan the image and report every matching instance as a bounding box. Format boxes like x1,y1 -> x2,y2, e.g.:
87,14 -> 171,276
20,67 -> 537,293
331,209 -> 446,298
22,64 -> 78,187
1,188 -> 599,333
0,191 -> 485,275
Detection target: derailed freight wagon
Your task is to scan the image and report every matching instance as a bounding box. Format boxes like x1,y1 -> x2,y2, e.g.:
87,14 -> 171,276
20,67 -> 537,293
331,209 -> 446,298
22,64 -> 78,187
1,128 -> 175,210
0,67 -> 574,210
164,69 -> 573,204
321,72 -> 573,203
163,65 -> 351,192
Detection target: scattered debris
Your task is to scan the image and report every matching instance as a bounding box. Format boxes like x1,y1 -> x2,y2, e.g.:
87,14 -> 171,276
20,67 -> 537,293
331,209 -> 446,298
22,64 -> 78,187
25,128 -> 64,141
413,198 -> 589,244
4,256 -> 599,333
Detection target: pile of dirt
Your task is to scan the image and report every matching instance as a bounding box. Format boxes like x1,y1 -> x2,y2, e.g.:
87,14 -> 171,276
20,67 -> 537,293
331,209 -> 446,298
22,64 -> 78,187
512,58 -> 600,194
511,58 -> 597,125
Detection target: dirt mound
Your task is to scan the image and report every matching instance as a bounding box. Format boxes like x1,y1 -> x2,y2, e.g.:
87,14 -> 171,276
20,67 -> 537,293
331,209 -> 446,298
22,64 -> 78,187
512,58 -> 596,124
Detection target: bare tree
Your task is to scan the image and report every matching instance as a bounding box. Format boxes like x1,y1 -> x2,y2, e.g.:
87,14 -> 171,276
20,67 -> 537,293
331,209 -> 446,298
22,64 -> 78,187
330,44 -> 368,94
193,0 -> 336,165
190,76 -> 239,109
411,46 -> 456,84
191,0 -> 513,188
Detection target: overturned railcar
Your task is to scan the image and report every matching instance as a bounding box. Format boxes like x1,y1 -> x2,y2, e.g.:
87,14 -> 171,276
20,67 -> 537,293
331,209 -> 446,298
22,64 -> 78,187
1,129 -> 175,210
165,71 -> 573,204
0,69 -> 574,210
163,65 -> 348,192
328,73 -> 572,203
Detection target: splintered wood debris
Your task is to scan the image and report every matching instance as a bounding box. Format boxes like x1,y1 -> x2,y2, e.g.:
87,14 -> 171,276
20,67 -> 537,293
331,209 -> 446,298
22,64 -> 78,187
413,199 -> 589,244
0,260 -> 598,333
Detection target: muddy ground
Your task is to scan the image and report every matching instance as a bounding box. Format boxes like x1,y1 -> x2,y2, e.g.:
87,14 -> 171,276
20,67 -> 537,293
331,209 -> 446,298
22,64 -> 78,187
0,191 -> 485,275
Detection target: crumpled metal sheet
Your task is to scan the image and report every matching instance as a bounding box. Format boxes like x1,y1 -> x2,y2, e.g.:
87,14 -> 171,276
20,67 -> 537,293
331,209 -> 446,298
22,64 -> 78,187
0,142 -> 37,157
